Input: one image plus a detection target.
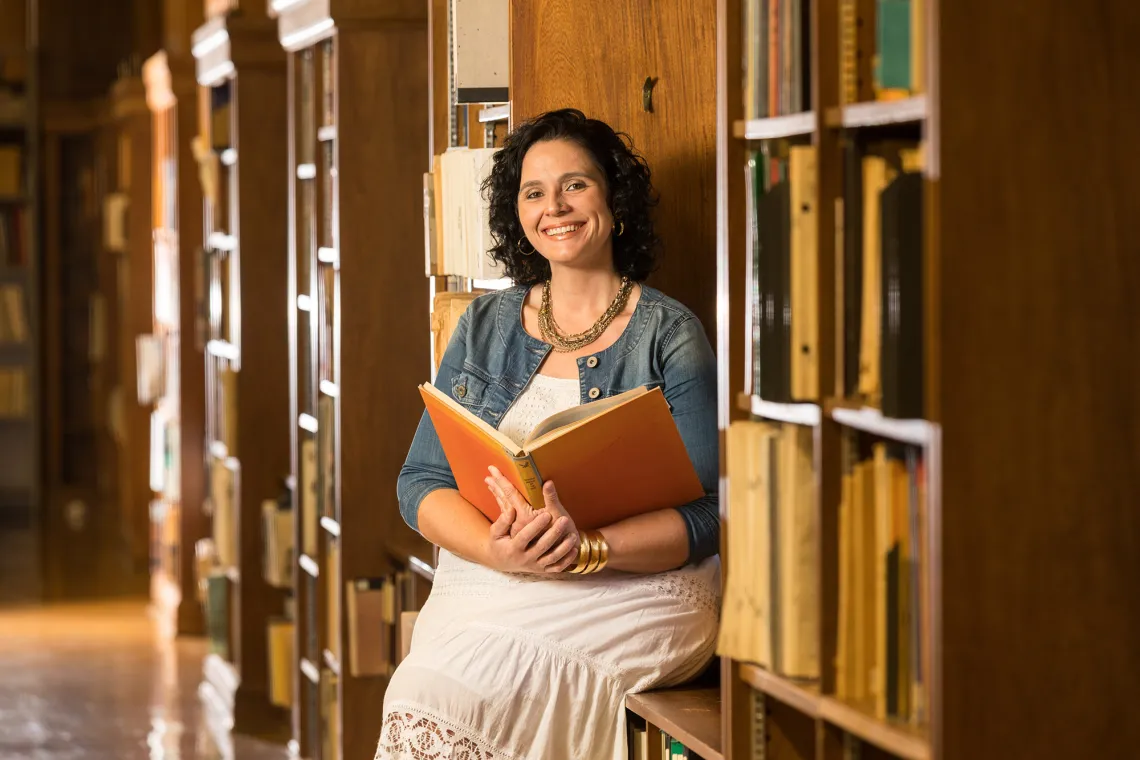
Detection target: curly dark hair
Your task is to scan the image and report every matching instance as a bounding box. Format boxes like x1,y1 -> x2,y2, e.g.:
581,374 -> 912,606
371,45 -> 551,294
480,108 -> 660,286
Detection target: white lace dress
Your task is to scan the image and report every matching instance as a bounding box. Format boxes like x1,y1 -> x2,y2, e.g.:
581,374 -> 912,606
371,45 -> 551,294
375,373 -> 721,760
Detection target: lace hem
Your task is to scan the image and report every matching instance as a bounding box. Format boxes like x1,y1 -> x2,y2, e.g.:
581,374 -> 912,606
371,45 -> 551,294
376,703 -> 519,760
648,571 -> 720,617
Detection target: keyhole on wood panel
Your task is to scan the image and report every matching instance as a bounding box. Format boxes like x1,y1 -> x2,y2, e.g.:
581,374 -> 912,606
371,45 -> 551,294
642,77 -> 659,112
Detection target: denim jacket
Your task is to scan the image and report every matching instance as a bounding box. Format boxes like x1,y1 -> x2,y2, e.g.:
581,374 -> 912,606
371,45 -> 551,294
397,284 -> 720,564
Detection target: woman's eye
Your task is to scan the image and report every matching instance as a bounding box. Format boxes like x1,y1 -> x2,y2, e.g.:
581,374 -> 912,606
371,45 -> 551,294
566,181 -> 585,191
525,190 -> 542,200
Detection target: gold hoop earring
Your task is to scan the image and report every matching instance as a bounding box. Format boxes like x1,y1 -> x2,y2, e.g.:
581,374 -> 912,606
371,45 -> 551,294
517,237 -> 536,256
614,220 -> 625,237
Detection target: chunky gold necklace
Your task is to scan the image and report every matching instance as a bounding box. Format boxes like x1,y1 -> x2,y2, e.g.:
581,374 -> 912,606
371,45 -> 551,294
539,276 -> 633,353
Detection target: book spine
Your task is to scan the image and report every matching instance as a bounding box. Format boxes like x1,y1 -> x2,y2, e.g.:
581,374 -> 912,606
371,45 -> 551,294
510,454 -> 547,510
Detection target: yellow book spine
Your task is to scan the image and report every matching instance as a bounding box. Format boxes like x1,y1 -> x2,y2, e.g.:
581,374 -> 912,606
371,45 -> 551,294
511,454 -> 547,510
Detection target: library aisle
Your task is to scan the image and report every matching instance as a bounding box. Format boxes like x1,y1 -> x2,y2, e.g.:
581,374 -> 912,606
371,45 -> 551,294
0,601 -> 289,759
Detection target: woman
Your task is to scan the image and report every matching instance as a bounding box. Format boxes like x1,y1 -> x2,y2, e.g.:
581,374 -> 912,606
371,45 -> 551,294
376,109 -> 720,760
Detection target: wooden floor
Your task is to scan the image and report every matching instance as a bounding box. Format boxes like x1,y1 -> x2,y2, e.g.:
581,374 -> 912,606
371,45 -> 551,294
0,599 -> 290,759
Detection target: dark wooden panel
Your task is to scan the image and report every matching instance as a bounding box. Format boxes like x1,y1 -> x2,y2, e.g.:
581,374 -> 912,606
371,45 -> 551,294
938,2 -> 1140,758
428,0 -> 449,157
510,0 -> 718,336
38,0 -> 135,99
335,23 -> 431,760
231,45 -> 291,726
169,60 -> 208,636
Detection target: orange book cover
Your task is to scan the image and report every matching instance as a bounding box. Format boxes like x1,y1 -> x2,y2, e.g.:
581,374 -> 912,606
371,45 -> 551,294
418,383 -> 704,530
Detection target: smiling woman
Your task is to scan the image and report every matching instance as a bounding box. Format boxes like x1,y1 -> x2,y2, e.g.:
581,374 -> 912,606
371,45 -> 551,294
374,109 -> 720,760
482,108 -> 660,285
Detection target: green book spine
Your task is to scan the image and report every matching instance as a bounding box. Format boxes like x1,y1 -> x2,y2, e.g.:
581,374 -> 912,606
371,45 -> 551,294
876,0 -> 913,90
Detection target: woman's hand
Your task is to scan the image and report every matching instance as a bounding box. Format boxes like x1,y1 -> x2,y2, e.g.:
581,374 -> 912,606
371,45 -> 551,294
484,467 -> 580,573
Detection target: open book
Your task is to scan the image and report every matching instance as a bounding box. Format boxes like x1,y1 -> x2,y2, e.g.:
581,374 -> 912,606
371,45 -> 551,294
419,383 -> 704,530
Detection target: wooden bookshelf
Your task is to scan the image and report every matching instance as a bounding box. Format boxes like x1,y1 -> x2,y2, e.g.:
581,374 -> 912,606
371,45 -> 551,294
143,47 -> 208,636
192,7 -> 291,738
718,1 -> 1140,760
275,2 -> 430,758
0,6 -> 41,604
628,688 -> 724,760
109,70 -> 157,583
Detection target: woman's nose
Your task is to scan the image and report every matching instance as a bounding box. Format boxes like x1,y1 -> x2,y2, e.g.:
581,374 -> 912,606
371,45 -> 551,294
546,192 -> 568,214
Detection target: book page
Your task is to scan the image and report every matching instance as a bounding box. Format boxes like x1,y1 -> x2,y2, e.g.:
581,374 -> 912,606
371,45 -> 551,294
523,386 -> 647,447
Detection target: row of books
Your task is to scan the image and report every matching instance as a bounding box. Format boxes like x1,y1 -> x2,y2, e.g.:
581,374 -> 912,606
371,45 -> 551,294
841,0 -> 926,104
424,147 -> 504,280
628,721 -> 706,759
0,367 -> 28,418
743,0 -> 812,118
841,140 -> 924,417
719,420 -> 820,679
0,283 -> 26,342
297,397 -> 336,557
747,143 -> 819,404
0,145 -> 22,197
835,439 -> 929,723
208,457 -> 237,570
206,363 -> 237,453
0,207 -> 28,266
742,0 -> 927,118
746,139 -> 924,420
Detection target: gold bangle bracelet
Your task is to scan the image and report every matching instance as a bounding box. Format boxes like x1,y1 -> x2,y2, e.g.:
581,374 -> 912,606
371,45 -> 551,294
568,532 -> 592,574
582,532 -> 601,574
593,531 -> 610,572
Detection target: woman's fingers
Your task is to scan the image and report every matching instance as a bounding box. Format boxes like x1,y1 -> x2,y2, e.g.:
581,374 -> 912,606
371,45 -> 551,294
489,504 -> 514,539
513,510 -> 552,548
540,532 -> 579,571
489,467 -> 535,511
527,516 -> 569,561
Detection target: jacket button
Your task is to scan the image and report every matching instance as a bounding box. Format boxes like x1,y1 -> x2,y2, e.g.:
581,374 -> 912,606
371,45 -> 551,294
586,356 -> 599,368
588,387 -> 601,399
456,385 -> 467,398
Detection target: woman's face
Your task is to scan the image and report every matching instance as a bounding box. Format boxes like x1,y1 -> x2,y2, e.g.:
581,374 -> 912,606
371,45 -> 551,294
516,138 -> 615,272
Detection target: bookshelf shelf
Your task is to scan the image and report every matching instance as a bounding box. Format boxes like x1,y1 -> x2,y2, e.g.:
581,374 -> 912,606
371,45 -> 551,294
733,112 -> 816,140
478,104 -> 510,123
828,403 -> 937,447
408,555 -> 436,582
626,688 -> 723,760
319,380 -> 338,397
206,339 -> 240,361
299,553 -> 319,577
296,162 -> 316,179
322,648 -> 341,675
298,413 -> 318,432
300,657 -> 321,684
827,96 -> 929,129
317,125 -> 336,142
739,393 -> 822,426
319,515 -> 340,537
220,148 -> 237,166
738,664 -> 821,718
206,231 -> 236,251
316,246 -> 337,264
819,697 -> 931,760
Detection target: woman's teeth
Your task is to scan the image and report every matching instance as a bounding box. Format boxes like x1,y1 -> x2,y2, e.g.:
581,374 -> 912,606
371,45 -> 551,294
545,224 -> 581,236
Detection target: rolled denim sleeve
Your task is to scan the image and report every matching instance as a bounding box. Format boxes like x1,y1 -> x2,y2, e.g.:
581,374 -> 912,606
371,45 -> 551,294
396,310 -> 470,532
661,316 -> 721,563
